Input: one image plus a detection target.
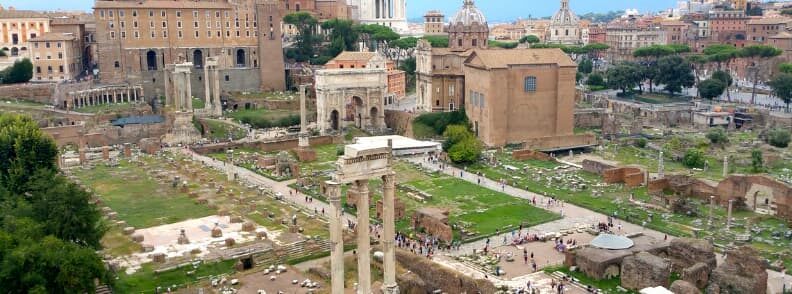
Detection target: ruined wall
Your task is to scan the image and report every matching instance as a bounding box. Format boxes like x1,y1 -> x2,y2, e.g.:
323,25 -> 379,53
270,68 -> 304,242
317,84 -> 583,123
574,108 -> 607,128
582,159 -> 616,175
521,133 -> 597,151
384,110 -> 415,137
191,136 -> 340,155
0,83 -> 55,104
512,149 -> 553,161
648,174 -> 717,200
394,249 -> 497,293
707,246 -> 768,294
602,166 -> 645,187
620,252 -> 670,290
716,174 -> 792,220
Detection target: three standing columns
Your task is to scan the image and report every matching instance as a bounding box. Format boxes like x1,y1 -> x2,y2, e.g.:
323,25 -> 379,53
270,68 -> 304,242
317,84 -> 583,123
325,174 -> 398,294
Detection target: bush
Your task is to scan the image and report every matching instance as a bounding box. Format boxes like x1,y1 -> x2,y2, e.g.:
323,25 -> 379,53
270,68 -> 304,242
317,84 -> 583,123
448,137 -> 482,164
706,128 -> 729,146
751,149 -> 764,173
413,109 -> 468,136
442,124 -> 473,151
587,73 -> 605,87
634,138 -> 648,148
238,114 -> 300,129
767,128 -> 791,148
682,148 -> 706,168
0,58 -> 33,84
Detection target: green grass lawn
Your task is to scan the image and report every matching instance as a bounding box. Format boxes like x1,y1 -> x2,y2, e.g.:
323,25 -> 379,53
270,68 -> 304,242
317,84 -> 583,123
73,160 -> 215,228
202,119 -> 247,141
114,259 -> 236,293
544,265 -> 635,294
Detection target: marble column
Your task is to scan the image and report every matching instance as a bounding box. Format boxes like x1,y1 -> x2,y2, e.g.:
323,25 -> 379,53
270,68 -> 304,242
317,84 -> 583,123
723,155 -> 729,178
381,173 -> 398,294
298,85 -> 309,148
658,151 -> 664,178
326,181 -> 345,294
185,72 -> 193,111
213,67 -> 222,116
133,87 -> 138,103
164,69 -> 172,107
727,199 -> 734,230
204,64 -> 212,111
356,179 -> 371,294
708,195 -> 715,228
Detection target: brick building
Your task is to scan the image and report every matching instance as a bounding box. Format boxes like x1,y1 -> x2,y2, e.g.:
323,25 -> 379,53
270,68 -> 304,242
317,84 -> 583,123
708,9 -> 748,48
747,17 -> 792,45
93,0 -> 286,102
423,10 -> 445,36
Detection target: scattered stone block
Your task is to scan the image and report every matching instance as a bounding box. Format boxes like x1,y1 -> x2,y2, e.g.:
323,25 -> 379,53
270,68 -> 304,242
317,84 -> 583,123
242,222 -> 256,232
151,253 -> 166,263
256,231 -> 268,239
122,227 -> 136,235
225,238 -> 236,247
211,224 -> 223,238
670,280 -> 701,294
141,245 -> 155,252
131,234 -> 144,243
621,252 -> 670,290
107,212 -> 118,220
230,215 -> 243,223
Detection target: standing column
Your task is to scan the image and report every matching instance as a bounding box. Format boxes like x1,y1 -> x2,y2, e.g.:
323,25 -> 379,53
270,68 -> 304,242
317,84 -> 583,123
164,70 -> 172,107
727,199 -> 734,230
356,179 -> 371,294
381,173 -> 398,294
708,195 -> 715,228
658,151 -> 664,179
185,72 -> 193,111
326,181 -> 345,294
723,155 -> 729,178
298,85 -> 309,148
125,88 -> 130,104
204,63 -> 212,111
133,87 -> 138,103
139,87 -> 145,104
213,67 -> 222,116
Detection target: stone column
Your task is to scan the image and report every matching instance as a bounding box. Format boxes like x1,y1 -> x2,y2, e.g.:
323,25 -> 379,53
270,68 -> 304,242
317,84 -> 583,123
658,151 -> 665,179
164,69 -> 172,107
708,195 -> 715,228
213,67 -> 222,116
727,199 -> 734,230
298,85 -> 309,148
204,64 -> 212,111
326,181 -> 345,294
356,179 -> 371,294
185,72 -> 193,111
381,173 -> 398,294
723,155 -> 729,178
133,87 -> 138,103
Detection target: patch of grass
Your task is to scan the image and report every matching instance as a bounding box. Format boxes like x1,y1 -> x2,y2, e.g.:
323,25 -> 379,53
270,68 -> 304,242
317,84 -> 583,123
101,226 -> 141,257
114,260 -> 236,293
202,119 -> 247,140
412,122 -> 437,139
73,161 -> 215,228
544,265 -> 635,294
72,102 -> 136,114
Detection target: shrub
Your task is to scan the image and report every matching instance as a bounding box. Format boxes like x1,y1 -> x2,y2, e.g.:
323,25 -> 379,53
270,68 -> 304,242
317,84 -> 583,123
682,148 -> 706,168
751,149 -> 764,173
413,109 -> 468,136
634,138 -> 648,148
706,128 -> 729,146
587,73 -> 605,87
448,137 -> 482,164
767,128 -> 791,148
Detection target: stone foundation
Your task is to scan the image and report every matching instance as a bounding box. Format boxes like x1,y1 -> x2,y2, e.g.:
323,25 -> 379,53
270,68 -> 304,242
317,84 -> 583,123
620,252 -> 670,290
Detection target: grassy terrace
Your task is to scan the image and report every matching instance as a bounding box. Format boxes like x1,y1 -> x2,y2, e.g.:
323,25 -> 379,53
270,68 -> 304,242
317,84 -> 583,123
74,159 -> 215,228
467,149 -> 792,268
295,160 -> 560,242
200,119 -> 247,141
114,260 -> 236,293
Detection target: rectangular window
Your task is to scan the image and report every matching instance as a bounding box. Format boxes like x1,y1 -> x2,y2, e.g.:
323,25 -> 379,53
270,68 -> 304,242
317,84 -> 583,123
150,21 -> 154,28
524,76 -> 537,92
151,31 -> 156,38
45,42 -> 50,48
176,11 -> 181,18
149,10 -> 154,17
58,52 -> 62,59
178,31 -> 183,38
120,31 -> 126,38
194,21 -> 199,28
193,11 -> 198,18
100,10 -> 105,18
163,31 -> 168,38
59,65 -> 64,72
177,21 -> 182,28
216,11 -> 221,18
194,31 -> 199,38
118,10 -> 124,17
162,21 -> 167,28
120,21 -> 125,28
134,31 -> 139,38
132,10 -> 137,17
57,42 -> 62,48
161,10 -> 166,18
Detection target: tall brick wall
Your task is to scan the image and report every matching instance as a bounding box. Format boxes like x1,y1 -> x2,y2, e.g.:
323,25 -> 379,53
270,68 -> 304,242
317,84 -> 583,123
0,83 -> 55,104
384,110 -> 415,137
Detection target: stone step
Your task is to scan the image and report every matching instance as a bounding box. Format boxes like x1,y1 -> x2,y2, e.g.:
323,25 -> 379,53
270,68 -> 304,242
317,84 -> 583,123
549,271 -> 596,292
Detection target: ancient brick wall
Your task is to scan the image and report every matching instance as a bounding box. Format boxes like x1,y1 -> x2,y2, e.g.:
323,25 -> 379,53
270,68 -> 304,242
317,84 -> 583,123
716,174 -> 792,221
0,83 -> 55,104
512,149 -> 553,161
602,167 -> 645,187
394,249 -> 497,294
574,108 -> 607,128
582,159 -> 616,175
384,110 -> 415,137
521,133 -> 597,151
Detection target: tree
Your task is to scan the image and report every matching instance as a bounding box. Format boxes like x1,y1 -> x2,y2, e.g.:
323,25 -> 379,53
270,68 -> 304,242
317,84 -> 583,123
322,18 -> 359,56
606,62 -> 642,95
768,72 -> 792,112
1,58 -> 33,84
389,36 -> 418,68
583,43 -> 610,60
780,63 -> 792,74
422,35 -> 448,48
738,45 -> 783,104
633,45 -> 677,93
751,149 -> 764,173
442,124 -> 473,151
656,55 -> 695,96
767,128 -> 791,148
706,128 -> 729,146
682,148 -> 706,168
687,54 -> 708,95
283,12 -> 319,62
356,24 -> 399,52
448,137 -> 482,164
711,70 -> 734,101
703,44 -> 739,70
586,72 -> 605,88
489,40 -> 518,49
699,79 -> 726,100
0,114 -> 58,194
519,35 -> 541,46
399,57 -> 417,91
578,59 -> 593,74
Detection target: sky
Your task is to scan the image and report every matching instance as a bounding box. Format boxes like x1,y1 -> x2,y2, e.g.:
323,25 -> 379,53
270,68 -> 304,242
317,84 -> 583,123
1,0 -> 679,22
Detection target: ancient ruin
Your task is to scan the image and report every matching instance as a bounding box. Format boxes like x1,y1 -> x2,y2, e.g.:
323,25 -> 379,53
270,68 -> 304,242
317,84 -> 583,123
163,62 -> 201,145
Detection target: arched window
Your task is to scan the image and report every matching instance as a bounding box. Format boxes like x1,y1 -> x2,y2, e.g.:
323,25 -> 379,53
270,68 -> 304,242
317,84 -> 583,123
236,49 -> 246,67
524,76 -> 537,92
146,50 -> 157,70
193,50 -> 203,68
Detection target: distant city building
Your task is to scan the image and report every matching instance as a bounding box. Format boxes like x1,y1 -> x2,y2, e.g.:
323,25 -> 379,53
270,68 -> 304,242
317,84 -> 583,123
490,23 -> 527,41
423,10 -> 445,36
29,32 -> 81,81
606,17 -> 667,62
93,0 -> 286,100
547,0 -> 581,45
447,0 -> 488,51
0,8 -> 52,62
708,9 -> 749,48
350,0 -> 408,33
746,17 -> 792,45
661,20 -> 690,45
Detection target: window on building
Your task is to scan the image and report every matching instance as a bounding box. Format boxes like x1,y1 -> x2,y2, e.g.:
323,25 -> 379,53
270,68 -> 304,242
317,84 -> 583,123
118,10 -> 124,17
162,21 -> 167,28
194,21 -> 199,28
458,38 -> 462,47
133,21 -> 138,28
472,39 -> 477,47
58,52 -> 62,59
216,11 -> 221,18
177,21 -> 182,28
150,21 -> 155,28
36,66 -> 41,73
524,76 -> 537,92
225,75 -> 230,81
151,31 -> 156,38
134,31 -> 139,38
194,31 -> 199,38
163,31 -> 168,38
112,31 -> 117,39
100,10 -> 105,18
132,10 -> 137,17
161,10 -> 166,17
59,65 -> 64,72
47,66 -> 52,73
449,84 -> 454,96
114,61 -> 120,68
149,10 -> 154,17
193,11 -> 198,18
178,31 -> 183,38
176,11 -> 182,18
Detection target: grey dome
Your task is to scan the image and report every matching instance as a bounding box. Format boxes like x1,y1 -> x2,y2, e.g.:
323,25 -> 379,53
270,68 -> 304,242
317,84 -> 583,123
590,234 -> 634,250
551,0 -> 579,26
450,0 -> 487,27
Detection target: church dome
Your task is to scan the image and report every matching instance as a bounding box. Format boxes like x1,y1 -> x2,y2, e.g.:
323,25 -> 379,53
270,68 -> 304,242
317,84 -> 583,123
449,0 -> 487,27
551,0 -> 579,26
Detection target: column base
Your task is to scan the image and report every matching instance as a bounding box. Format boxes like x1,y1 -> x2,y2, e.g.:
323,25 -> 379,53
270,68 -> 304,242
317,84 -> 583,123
381,284 -> 399,294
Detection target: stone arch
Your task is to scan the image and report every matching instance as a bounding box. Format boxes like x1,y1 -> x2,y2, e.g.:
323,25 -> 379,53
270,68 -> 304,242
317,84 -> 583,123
369,107 -> 378,127
604,264 -> 620,279
236,49 -> 246,67
10,47 -> 18,56
146,50 -> 158,70
330,109 -> 340,131
314,68 -> 387,134
193,49 -> 203,69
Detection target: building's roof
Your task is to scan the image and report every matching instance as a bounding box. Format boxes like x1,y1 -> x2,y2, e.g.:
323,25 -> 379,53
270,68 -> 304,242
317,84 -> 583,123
769,31 -> 792,39
0,9 -> 48,19
550,0 -> 579,27
590,234 -> 634,250
111,115 -> 165,126
330,51 -> 376,62
29,32 -> 76,42
450,0 -> 486,27
465,48 -> 577,69
747,17 -> 792,25
425,10 -> 444,17
660,20 -> 687,26
94,0 -> 232,9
